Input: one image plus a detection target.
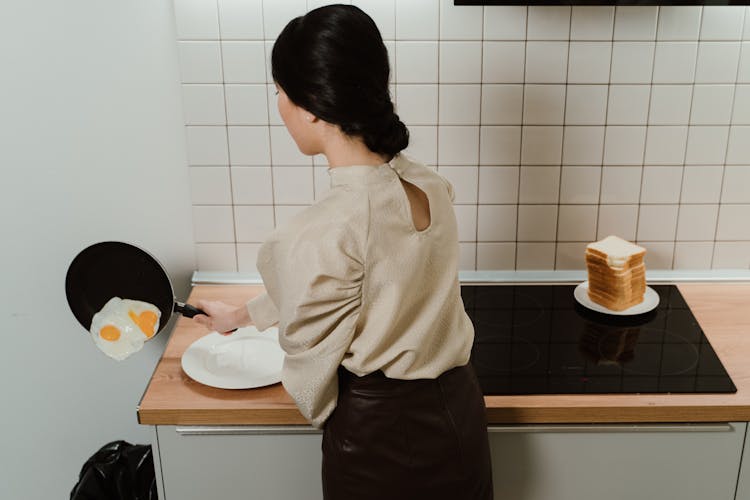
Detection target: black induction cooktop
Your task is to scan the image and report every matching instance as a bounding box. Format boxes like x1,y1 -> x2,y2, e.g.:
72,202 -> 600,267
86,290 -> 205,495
462,284 -> 737,395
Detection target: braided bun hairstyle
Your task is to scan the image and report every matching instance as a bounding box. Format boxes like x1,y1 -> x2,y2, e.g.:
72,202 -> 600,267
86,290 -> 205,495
271,4 -> 409,158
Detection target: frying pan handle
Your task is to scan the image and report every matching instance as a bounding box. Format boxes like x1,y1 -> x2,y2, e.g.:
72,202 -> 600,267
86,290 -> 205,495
175,302 -> 204,318
174,302 -> 237,334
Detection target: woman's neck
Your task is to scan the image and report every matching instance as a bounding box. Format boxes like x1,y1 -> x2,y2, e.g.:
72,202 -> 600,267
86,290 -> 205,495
322,131 -> 390,168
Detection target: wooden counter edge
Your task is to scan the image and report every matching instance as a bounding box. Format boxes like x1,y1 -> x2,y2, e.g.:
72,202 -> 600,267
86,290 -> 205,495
137,404 -> 750,426
137,407 -> 310,426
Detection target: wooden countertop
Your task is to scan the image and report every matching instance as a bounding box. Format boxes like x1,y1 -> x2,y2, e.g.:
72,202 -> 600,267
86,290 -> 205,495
137,283 -> 750,426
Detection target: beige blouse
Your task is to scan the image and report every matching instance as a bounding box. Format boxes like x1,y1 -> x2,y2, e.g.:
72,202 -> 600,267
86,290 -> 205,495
245,153 -> 475,429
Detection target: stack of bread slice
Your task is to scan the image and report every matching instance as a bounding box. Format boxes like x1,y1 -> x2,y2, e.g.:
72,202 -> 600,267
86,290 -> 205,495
585,235 -> 647,311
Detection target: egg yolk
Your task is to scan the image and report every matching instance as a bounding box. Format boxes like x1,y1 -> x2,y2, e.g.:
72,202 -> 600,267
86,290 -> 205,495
100,325 -> 121,342
129,310 -> 158,338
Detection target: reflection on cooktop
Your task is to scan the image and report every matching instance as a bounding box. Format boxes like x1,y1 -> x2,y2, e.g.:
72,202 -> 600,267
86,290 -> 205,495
462,284 -> 737,395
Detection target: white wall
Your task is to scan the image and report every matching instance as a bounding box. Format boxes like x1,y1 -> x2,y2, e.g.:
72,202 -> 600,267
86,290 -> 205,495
0,2 -> 195,498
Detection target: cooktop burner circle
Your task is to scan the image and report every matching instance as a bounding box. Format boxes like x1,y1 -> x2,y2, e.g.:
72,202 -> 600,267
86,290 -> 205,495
470,335 -> 540,373
595,327 -> 701,377
471,291 -> 546,330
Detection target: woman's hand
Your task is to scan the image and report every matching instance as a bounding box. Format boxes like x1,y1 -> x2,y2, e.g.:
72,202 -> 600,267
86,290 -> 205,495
192,300 -> 250,335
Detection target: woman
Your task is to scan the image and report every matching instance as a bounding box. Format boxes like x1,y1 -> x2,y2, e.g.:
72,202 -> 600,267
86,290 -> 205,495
192,5 -> 493,499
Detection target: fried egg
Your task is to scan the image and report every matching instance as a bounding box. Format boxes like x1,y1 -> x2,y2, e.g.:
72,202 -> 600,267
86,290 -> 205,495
89,297 -> 161,361
122,299 -> 160,339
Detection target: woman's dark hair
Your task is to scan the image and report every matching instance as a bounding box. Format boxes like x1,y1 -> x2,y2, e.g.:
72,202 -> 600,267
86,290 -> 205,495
272,4 -> 408,158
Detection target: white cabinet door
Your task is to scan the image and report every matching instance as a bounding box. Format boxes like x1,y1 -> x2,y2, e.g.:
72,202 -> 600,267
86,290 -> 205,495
154,422 -> 747,500
734,423 -> 750,499
489,422 -> 746,500
155,425 -> 324,500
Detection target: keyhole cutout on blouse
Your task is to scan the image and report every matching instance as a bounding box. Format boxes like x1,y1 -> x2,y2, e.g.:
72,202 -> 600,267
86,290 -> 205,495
399,178 -> 431,232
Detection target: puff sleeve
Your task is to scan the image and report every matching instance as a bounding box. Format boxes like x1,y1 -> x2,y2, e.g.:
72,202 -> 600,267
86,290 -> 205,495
255,192 -> 368,428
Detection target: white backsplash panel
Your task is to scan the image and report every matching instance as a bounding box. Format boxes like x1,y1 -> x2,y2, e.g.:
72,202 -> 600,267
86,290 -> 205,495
173,0 -> 750,272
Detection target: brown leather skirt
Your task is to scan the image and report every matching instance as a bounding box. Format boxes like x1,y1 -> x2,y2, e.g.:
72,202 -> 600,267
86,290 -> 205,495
321,362 -> 494,500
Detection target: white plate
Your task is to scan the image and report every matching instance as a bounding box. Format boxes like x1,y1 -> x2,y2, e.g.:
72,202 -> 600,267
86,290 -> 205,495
181,326 -> 284,389
574,281 -> 659,316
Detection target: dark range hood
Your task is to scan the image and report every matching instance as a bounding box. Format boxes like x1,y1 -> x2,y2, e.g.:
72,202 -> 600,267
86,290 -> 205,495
457,1 -> 748,5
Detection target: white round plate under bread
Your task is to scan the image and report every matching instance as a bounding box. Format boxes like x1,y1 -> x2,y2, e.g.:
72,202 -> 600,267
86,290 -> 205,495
574,280 -> 659,315
181,326 -> 284,389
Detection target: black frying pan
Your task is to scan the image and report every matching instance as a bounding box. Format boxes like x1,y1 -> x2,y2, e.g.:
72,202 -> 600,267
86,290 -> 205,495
65,241 -> 235,337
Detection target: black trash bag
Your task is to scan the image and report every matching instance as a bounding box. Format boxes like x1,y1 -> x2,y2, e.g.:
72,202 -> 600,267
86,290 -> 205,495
70,440 -> 158,500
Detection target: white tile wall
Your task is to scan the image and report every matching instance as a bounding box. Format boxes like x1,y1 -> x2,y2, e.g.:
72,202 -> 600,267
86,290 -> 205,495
566,85 -> 608,125
740,42 -> 750,82
674,241 -> 714,269
217,0 -> 264,40
224,85 -> 269,125
478,166 -> 519,203
695,42 -> 742,83
571,7 -> 614,40
560,166 -> 601,204
614,6 -> 658,40
600,166 -> 642,203
597,204 -> 638,240
524,85 -> 565,124
483,6 -> 526,40
649,85 -> 692,125
611,42 -> 655,83
478,205 -> 517,241
603,126 -> 646,165
176,0 -> 220,39
526,42 -> 569,83
652,42 -> 697,83
569,43 -> 611,83
517,242 -> 555,269
565,126 -> 605,165
482,42 -> 525,82
607,85 -> 650,124
396,85 -> 438,124
439,85 -> 481,124
519,166 -> 560,203
657,7 -> 702,41
734,85 -> 750,123
685,126 -> 729,165
527,6 -> 570,41
480,85 -> 523,124
681,165 -> 724,203
691,85 -> 734,124
174,0 -> 750,272
480,126 -> 521,164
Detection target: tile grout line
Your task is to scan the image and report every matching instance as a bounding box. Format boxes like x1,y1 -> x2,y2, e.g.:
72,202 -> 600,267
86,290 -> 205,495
307,0 -> 317,206
514,6 -> 529,271
186,82 -> 742,88
215,0 -> 240,272
180,37 -> 735,43
183,121 -> 744,127
671,5 -> 702,270
633,5 -> 665,269
475,5 -> 485,271
435,0 -> 443,168
262,1 -> 277,239
712,6 -> 749,269
552,6 -> 574,271
594,6 -> 618,253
